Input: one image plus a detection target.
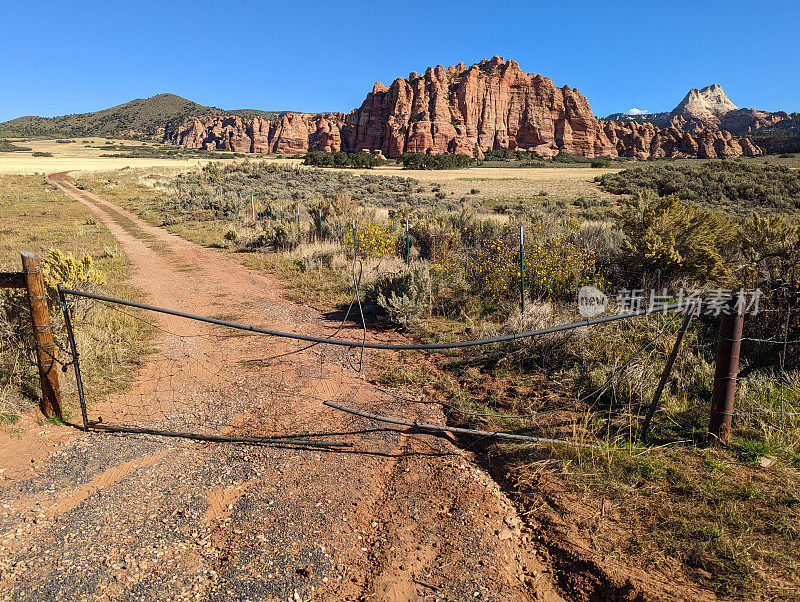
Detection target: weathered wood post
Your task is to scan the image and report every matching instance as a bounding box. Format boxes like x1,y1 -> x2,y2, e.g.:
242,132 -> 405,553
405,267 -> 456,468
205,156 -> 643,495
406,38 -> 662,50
20,251 -> 63,420
709,297 -> 744,445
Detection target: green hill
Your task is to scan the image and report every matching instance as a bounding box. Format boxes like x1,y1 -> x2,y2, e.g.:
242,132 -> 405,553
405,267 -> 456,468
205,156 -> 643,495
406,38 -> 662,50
0,94 -> 281,140
749,113 -> 800,154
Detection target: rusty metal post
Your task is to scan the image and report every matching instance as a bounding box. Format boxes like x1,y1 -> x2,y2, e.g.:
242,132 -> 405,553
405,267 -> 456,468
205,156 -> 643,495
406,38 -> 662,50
20,251 -> 63,420
709,298 -> 744,445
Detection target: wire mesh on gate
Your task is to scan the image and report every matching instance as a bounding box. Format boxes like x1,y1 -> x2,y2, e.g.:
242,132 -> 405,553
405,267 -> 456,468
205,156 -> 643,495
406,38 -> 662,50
55,282 -> 701,449
55,288 -> 363,448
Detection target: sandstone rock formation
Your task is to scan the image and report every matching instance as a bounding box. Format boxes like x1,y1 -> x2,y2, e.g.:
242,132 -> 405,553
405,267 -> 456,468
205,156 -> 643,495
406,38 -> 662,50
673,84 -> 739,126
340,57 -> 617,159
600,121 -> 761,159
169,113 -> 347,154
166,58 -> 762,159
718,109 -> 788,135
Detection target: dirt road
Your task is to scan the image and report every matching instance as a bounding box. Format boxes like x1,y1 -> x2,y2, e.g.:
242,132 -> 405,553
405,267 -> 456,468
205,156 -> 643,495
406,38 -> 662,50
0,173 -> 563,600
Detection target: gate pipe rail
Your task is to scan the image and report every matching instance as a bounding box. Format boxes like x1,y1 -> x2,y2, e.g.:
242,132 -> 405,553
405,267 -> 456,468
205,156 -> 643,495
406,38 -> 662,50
324,401 -> 592,446
59,287 -> 685,351
87,423 -> 353,448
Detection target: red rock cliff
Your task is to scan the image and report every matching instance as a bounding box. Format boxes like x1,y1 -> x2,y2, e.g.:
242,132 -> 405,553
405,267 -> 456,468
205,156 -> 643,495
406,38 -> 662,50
169,113 -> 347,154
166,57 -> 761,159
340,56 -> 616,159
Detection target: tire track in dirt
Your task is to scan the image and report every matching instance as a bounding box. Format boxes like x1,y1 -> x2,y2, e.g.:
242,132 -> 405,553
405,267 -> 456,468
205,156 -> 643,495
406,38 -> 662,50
203,481 -> 252,524
0,171 -> 564,600
0,448 -> 170,548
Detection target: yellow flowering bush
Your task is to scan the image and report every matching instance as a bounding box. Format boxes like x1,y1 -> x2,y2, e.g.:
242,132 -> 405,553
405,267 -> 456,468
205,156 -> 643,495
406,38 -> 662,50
345,221 -> 397,257
469,230 -> 604,307
41,248 -> 107,297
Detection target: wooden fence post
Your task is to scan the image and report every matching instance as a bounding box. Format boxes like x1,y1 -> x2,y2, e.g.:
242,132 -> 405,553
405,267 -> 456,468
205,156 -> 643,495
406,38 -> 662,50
709,298 -> 744,445
20,251 -> 63,420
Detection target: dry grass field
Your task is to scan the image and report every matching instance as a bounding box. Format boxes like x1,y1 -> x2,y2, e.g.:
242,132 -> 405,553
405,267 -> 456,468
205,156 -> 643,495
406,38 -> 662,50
0,173 -> 126,270
0,173 -> 142,418
342,164 -> 622,201
0,139 -> 624,207
0,138 -> 214,174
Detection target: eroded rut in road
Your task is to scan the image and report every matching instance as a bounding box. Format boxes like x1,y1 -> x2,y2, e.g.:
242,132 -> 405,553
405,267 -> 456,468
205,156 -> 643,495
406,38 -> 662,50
0,173 -> 564,600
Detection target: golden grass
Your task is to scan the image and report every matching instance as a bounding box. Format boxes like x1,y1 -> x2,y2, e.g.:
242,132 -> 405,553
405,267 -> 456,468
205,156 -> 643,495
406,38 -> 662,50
382,165 -> 622,201
0,138 -> 216,174
286,161 -> 621,202
0,174 -> 126,276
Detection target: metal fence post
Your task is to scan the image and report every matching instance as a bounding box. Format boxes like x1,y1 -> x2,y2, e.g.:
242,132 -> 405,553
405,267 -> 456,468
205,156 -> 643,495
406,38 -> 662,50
58,287 -> 88,429
352,219 -> 357,260
709,297 -> 744,445
20,251 -> 63,420
519,225 -> 525,315
641,306 -> 695,440
405,218 -> 410,266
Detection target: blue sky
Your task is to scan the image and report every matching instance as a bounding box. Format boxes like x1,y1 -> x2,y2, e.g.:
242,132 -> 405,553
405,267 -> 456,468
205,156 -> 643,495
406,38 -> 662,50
1,0 -> 798,122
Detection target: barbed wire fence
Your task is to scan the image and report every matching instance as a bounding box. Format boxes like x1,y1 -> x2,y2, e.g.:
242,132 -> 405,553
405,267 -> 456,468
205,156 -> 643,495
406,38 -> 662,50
731,288 -> 799,432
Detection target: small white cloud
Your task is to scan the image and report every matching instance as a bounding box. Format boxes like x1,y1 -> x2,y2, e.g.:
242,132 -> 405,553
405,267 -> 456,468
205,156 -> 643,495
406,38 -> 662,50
626,107 -> 648,115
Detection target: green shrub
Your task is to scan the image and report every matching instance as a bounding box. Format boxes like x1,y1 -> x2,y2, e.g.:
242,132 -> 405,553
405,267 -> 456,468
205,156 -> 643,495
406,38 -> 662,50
304,151 -> 385,169
470,228 -> 605,306
597,162 -> 800,214
619,194 -> 738,284
345,221 -> 397,257
482,148 -> 541,162
399,153 -> 474,170
0,140 -> 32,152
32,151 -> 53,157
263,221 -> 303,251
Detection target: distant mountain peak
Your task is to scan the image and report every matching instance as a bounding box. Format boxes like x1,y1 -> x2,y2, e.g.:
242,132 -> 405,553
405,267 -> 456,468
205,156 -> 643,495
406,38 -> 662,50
674,84 -> 738,118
